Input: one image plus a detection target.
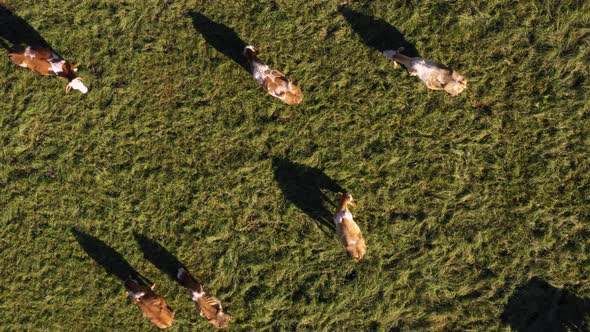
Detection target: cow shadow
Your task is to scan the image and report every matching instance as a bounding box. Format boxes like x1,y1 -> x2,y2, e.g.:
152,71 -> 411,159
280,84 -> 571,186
0,5 -> 53,51
188,11 -> 249,72
339,6 -> 419,57
72,229 -> 152,287
272,157 -> 345,235
134,233 -> 191,286
501,276 -> 590,332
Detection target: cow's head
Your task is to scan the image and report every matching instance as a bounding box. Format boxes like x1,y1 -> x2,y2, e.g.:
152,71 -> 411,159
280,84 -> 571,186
66,77 -> 88,94
337,192 -> 356,207
62,63 -> 88,94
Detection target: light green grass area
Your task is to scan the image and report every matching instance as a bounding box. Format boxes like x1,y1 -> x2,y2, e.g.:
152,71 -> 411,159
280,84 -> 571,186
1,0 -> 589,331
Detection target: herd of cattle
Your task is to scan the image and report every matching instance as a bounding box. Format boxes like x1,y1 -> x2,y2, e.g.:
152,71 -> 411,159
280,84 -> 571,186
8,41 -> 466,100
122,267 -> 231,328
5,10 -> 467,329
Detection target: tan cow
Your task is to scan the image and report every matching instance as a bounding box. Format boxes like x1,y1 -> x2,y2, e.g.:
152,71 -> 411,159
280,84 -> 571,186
334,192 -> 367,261
8,45 -> 88,93
125,277 -> 174,329
243,45 -> 302,105
383,47 -> 466,96
177,267 -> 232,328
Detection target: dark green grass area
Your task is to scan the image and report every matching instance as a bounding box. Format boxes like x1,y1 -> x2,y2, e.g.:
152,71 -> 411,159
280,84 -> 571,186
1,0 -> 589,330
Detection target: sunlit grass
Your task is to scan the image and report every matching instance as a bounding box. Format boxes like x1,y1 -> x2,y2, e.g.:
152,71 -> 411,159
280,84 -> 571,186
0,0 -> 589,330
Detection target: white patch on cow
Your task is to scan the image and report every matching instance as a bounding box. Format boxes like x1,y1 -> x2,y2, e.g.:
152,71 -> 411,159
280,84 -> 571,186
68,77 -> 88,93
244,45 -> 256,54
273,76 -> 289,97
273,82 -> 289,97
19,63 -> 28,68
50,60 -> 65,75
334,210 -> 353,224
191,290 -> 204,302
411,59 -> 439,84
128,290 -> 145,299
24,47 -> 36,58
252,62 -> 270,85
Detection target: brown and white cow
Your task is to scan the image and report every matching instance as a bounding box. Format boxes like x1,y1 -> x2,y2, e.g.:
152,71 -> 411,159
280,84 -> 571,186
243,45 -> 302,105
334,192 -> 367,261
125,277 -> 174,329
177,267 -> 232,328
383,47 -> 467,96
8,45 -> 88,93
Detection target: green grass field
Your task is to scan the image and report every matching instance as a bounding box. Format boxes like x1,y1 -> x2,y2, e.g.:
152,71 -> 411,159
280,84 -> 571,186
1,0 -> 589,331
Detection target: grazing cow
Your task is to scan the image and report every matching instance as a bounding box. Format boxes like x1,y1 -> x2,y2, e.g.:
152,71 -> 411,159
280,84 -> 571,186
383,47 -> 466,96
334,192 -> 367,261
243,45 -> 302,105
125,277 -> 174,329
177,267 -> 232,328
8,45 -> 88,93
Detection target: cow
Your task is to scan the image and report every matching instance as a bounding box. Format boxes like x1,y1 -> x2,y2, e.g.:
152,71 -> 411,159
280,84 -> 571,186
383,47 -> 466,96
125,277 -> 174,329
8,45 -> 88,93
177,267 -> 232,328
334,192 -> 367,261
243,45 -> 302,105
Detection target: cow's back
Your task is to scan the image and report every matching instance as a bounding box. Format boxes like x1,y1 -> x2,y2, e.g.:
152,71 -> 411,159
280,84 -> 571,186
197,294 -> 231,328
9,46 -> 56,76
337,217 -> 366,260
137,295 -> 174,329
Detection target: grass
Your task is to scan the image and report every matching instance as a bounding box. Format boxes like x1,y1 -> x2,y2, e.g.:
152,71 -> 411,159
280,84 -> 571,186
1,0 -> 589,330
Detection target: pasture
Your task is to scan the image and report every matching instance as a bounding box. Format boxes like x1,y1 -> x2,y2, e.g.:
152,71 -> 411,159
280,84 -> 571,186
1,0 -> 589,330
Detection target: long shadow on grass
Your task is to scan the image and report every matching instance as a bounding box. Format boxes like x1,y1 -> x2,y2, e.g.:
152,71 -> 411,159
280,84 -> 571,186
501,277 -> 590,332
134,233 -> 192,285
339,6 -> 419,57
0,5 -> 53,51
272,157 -> 345,235
72,229 -> 152,287
188,11 -> 249,72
